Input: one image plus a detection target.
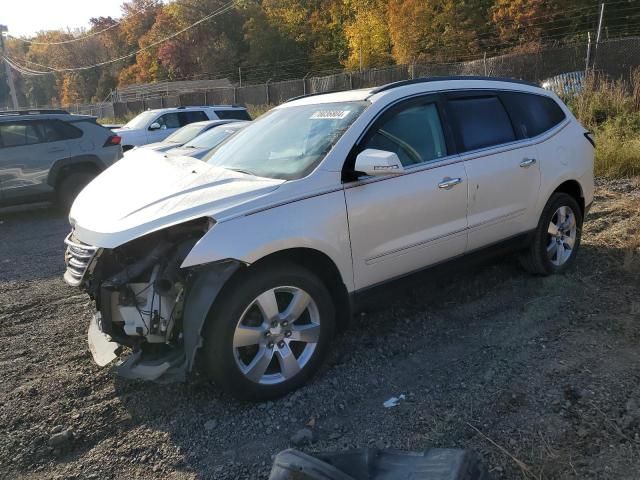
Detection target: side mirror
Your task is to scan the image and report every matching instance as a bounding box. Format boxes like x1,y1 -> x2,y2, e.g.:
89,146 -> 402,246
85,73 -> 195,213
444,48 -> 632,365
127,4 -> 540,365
354,149 -> 405,177
149,122 -> 161,131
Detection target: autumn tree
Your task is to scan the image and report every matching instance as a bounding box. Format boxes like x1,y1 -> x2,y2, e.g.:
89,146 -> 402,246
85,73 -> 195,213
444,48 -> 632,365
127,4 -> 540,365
388,0 -> 491,64
343,0 -> 392,70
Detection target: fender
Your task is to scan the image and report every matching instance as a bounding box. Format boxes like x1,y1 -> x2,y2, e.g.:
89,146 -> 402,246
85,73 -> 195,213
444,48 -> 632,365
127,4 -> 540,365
47,155 -> 108,187
181,190 -> 356,292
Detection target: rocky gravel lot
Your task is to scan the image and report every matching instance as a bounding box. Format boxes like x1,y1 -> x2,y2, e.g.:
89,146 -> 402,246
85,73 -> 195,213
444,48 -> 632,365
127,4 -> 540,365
1,179 -> 640,479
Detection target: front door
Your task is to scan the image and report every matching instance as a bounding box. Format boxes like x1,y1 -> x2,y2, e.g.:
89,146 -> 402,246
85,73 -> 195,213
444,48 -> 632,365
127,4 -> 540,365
344,96 -> 468,290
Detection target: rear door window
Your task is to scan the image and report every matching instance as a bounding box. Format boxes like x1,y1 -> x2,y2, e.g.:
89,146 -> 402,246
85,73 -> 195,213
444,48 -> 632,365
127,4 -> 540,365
501,92 -> 567,138
42,120 -> 82,141
215,109 -> 251,121
180,111 -> 208,125
446,96 -> 516,152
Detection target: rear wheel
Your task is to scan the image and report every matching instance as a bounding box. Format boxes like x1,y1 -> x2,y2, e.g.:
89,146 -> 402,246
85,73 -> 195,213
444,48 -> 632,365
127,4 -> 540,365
520,192 -> 583,275
56,171 -> 96,211
201,262 -> 335,401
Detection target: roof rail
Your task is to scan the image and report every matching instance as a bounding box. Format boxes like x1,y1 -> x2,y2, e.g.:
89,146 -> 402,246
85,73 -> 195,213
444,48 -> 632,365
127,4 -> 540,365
0,108 -> 70,116
285,90 -> 340,104
370,76 -> 539,95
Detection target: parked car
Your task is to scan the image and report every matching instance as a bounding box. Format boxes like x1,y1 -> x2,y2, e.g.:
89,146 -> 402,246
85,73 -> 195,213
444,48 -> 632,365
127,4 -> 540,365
0,109 -> 122,209
166,121 -> 248,160
114,106 -> 251,151
138,119 -> 241,154
63,77 -> 594,400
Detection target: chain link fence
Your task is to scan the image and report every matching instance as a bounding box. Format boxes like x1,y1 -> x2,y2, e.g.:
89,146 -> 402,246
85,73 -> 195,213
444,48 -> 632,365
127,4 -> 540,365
26,37 -> 640,120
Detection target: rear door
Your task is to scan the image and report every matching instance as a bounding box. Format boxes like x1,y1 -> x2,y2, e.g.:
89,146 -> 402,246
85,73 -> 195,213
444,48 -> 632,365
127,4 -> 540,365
344,95 -> 468,290
445,92 -> 541,252
0,119 -> 70,203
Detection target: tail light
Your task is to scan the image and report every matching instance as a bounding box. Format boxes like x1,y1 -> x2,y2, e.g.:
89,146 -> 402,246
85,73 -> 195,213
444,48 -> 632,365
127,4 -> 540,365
584,132 -> 595,148
104,135 -> 122,147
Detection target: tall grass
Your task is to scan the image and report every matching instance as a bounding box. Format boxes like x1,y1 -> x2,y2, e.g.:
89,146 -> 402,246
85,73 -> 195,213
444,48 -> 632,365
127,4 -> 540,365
566,70 -> 640,177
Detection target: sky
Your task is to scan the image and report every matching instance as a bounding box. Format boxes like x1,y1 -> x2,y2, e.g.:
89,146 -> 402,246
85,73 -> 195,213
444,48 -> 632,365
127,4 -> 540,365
1,0 -> 126,37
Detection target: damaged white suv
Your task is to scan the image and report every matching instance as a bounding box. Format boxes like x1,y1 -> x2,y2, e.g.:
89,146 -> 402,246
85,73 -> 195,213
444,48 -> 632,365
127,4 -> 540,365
64,77 -> 594,400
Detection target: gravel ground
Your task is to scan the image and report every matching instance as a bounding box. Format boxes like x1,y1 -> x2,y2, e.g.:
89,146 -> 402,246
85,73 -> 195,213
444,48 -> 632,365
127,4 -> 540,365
1,180 -> 640,480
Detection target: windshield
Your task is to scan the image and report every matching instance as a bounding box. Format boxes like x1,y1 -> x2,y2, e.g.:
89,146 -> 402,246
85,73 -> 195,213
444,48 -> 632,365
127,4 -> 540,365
122,111 -> 158,130
205,101 -> 369,180
164,124 -> 207,144
185,124 -> 244,149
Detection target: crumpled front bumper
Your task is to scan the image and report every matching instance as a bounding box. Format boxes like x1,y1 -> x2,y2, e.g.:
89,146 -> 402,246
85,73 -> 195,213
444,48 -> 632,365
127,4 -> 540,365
86,260 -> 242,383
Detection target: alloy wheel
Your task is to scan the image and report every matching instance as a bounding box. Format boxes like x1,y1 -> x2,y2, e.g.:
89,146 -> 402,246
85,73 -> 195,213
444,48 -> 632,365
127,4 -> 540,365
232,286 -> 321,385
546,205 -> 577,266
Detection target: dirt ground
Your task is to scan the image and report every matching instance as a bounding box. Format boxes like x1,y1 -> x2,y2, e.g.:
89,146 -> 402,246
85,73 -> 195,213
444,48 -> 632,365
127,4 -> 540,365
1,178 -> 640,480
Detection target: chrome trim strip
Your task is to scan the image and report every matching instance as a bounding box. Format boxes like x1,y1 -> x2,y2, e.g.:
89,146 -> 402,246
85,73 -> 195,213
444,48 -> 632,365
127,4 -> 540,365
364,208 -> 527,264
365,227 -> 467,264
468,208 -> 527,231
242,187 -> 344,217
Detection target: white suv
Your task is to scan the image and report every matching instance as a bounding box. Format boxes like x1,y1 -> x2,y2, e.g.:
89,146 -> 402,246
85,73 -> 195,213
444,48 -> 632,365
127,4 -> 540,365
64,77 -> 594,400
114,106 -> 250,151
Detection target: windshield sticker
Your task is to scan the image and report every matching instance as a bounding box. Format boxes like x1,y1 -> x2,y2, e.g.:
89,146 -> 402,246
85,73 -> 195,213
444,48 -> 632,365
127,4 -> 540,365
310,110 -> 351,120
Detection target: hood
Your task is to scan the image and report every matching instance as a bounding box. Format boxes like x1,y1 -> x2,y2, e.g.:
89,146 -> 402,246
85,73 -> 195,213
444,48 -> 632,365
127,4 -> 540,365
69,149 -> 284,248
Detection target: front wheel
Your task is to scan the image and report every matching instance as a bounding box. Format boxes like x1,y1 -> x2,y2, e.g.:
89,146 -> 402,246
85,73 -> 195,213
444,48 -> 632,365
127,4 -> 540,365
520,192 -> 583,275
200,262 -> 335,401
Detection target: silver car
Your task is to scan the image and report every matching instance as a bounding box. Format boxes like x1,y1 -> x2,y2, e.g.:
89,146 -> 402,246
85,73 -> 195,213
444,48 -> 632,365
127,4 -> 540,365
138,119 -> 240,154
0,109 -> 122,209
165,121 -> 248,160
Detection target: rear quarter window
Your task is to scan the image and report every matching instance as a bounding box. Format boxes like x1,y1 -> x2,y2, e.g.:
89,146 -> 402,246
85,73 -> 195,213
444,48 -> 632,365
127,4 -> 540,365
501,92 -> 566,138
446,96 -> 516,152
48,120 -> 83,140
214,109 -> 251,121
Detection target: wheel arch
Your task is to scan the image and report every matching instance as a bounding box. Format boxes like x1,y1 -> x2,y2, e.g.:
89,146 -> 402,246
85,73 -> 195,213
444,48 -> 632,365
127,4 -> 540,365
47,155 -> 105,189
551,179 -> 585,216
223,247 -> 352,332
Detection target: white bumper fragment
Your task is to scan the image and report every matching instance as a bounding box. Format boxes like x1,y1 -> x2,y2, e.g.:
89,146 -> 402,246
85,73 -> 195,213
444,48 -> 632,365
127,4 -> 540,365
87,313 -> 119,366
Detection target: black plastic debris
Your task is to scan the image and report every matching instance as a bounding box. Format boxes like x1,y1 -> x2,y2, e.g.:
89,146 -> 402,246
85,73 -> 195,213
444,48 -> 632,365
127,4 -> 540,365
269,447 -> 491,480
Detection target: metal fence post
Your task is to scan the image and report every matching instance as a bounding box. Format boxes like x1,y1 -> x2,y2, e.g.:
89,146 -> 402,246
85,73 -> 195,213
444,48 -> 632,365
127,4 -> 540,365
266,78 -> 272,105
585,32 -> 592,72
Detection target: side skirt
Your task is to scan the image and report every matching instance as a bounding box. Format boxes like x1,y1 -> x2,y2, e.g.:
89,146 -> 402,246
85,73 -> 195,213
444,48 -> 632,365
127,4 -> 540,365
350,230 -> 534,312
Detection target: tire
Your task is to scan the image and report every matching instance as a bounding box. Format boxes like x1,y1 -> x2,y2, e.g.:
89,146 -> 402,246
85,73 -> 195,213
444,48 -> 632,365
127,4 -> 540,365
56,171 -> 97,211
520,192 -> 583,275
201,262 -> 336,401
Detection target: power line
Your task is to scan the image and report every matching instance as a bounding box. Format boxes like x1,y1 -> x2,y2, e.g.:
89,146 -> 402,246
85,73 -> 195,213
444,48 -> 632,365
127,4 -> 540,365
4,0 -> 239,74
4,0 -> 158,45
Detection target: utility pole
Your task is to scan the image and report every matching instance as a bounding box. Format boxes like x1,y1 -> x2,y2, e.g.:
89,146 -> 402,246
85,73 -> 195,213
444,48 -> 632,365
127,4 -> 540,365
0,24 -> 19,109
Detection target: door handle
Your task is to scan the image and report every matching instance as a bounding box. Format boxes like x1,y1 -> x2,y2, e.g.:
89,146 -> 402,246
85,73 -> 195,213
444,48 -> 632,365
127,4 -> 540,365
520,157 -> 537,168
438,177 -> 463,190
47,148 -> 65,154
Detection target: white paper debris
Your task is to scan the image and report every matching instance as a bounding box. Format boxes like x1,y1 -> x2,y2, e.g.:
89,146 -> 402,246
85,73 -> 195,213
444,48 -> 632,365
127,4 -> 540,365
383,394 -> 405,408
310,110 -> 351,120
